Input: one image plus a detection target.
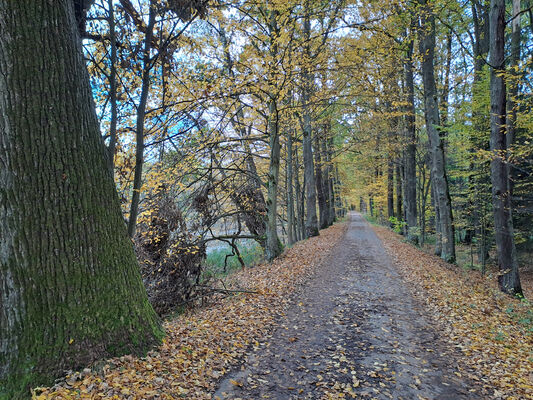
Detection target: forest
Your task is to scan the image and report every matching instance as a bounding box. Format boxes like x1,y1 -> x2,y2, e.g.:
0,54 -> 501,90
0,0 -> 532,398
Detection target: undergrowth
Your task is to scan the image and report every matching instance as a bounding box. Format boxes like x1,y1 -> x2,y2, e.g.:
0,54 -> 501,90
203,240 -> 263,279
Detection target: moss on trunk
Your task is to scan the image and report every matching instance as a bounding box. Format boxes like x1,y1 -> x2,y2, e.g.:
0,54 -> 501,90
0,1 -> 163,398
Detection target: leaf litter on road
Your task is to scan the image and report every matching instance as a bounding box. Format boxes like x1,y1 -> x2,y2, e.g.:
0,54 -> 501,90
373,225 -> 533,400
32,223 -> 347,399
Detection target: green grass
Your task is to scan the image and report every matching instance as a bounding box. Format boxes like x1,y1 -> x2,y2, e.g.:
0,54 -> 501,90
363,213 -> 379,225
203,240 -> 264,279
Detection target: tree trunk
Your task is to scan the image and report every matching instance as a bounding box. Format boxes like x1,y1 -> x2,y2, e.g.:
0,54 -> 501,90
302,6 -> 319,238
395,163 -> 403,224
105,0 -> 118,175
334,165 -> 343,219
403,33 -> 418,242
489,0 -> 522,295
265,93 -> 284,258
468,0 -> 490,246
431,173 -> 442,256
387,160 -> 395,220
506,0 -> 521,196
264,8 -> 283,260
440,29 -> 453,126
323,132 -> 335,226
314,132 -> 328,229
127,2 -> 156,237
418,0 -> 455,262
294,142 -> 305,241
0,1 -> 162,396
287,132 -> 296,245
239,144 -> 268,248
265,99 -> 283,260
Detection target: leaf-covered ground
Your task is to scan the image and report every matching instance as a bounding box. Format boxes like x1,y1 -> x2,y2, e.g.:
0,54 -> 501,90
213,213 -> 482,400
373,225 -> 533,400
33,223 -> 347,399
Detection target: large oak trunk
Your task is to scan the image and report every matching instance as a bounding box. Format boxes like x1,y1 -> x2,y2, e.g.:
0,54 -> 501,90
0,1 -> 162,396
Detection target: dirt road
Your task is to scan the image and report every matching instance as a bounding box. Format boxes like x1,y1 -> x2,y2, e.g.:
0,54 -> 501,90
214,213 -> 479,399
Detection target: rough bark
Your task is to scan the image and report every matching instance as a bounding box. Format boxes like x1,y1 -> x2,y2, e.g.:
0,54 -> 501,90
0,1 -> 162,396
127,2 -> 156,237
418,0 -> 455,262
489,0 -> 522,295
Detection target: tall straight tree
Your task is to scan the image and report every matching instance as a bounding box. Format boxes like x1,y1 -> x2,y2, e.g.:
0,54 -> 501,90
127,0 -> 156,237
418,0 -> 456,262
287,130 -> 296,245
0,1 -> 162,396
506,0 -> 522,196
301,1 -> 319,237
488,0 -> 523,295
264,5 -> 284,261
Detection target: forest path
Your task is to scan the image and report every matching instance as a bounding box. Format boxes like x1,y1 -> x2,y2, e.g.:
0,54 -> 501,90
213,212 -> 479,399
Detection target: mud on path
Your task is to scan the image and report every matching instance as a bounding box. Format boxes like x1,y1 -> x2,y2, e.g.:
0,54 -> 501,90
213,213 -> 482,399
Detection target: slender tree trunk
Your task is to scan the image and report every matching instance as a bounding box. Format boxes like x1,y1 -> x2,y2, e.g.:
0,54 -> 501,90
440,29 -> 453,126
404,29 -> 418,242
294,142 -> 305,241
265,99 -> 283,260
314,132 -> 328,229
396,163 -> 403,224
127,3 -> 156,237
106,0 -> 118,175
387,160 -> 395,220
302,4 -> 319,237
506,0 -> 521,196
334,165 -> 343,219
264,8 -> 283,260
418,0 -> 455,262
322,131 -> 335,226
287,132 -> 296,245
0,2 -> 162,396
468,0 -> 490,246
431,175 -> 443,255
328,168 -> 336,224
489,0 -> 522,295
